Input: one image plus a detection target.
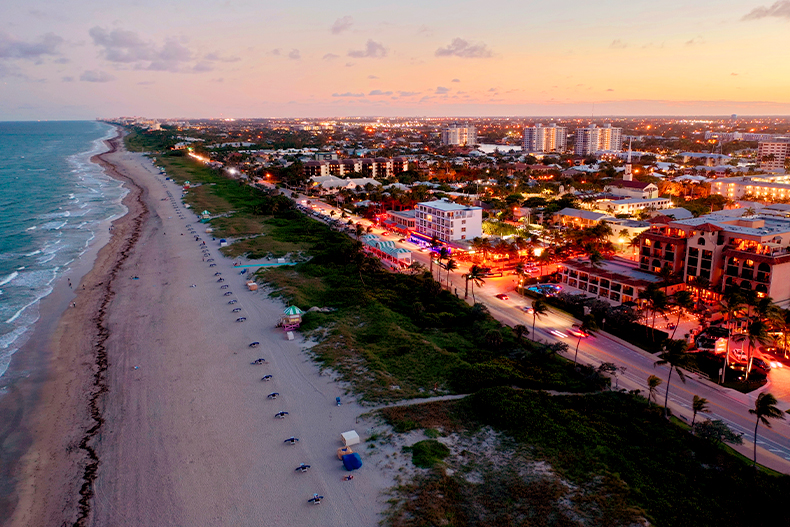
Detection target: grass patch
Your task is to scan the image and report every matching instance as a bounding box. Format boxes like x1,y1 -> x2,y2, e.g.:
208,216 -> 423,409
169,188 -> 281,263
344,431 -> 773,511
404,440 -> 450,468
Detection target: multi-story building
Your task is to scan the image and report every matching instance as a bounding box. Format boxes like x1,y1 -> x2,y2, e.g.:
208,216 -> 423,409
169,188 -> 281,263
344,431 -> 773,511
303,157 -> 408,179
604,180 -> 660,199
523,123 -> 567,153
574,123 -> 623,156
383,210 -> 417,234
597,197 -> 672,215
441,124 -> 477,147
710,176 -> 790,201
638,214 -> 790,306
415,199 -> 483,242
557,258 -> 674,306
757,139 -> 790,171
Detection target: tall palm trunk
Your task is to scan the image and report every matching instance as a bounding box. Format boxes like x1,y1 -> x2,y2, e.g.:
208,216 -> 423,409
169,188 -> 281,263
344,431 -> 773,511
663,366 -> 674,418
464,277 -> 469,299
753,420 -> 760,467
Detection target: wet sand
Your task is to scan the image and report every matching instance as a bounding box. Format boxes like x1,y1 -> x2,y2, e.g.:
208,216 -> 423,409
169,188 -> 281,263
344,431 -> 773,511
4,133 -> 393,527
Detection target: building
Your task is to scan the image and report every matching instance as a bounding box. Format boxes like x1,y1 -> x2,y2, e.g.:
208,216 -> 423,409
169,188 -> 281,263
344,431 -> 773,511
597,197 -> 672,216
710,176 -> 790,201
574,124 -> 623,156
441,124 -> 477,146
384,210 -> 417,234
637,213 -> 790,306
553,208 -> 613,228
309,175 -> 381,193
557,258 -> 679,306
604,180 -> 659,199
303,157 -> 408,179
360,234 -> 412,268
523,123 -> 567,153
415,199 -> 483,242
757,139 -> 790,171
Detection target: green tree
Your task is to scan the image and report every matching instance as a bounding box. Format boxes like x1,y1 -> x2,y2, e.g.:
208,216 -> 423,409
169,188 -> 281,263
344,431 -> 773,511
693,419 -> 743,446
445,258 -> 458,290
654,339 -> 691,419
733,320 -> 772,381
691,394 -> 709,427
354,223 -> 364,240
466,265 -> 486,302
573,314 -> 598,365
513,324 -> 529,344
531,298 -> 550,338
749,392 -> 785,467
647,374 -> 662,406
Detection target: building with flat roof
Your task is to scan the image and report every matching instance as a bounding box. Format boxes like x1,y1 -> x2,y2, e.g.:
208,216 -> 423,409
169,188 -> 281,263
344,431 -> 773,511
415,199 -> 482,242
441,124 -> 477,146
553,208 -> 613,228
574,124 -> 623,156
384,210 -> 417,233
360,234 -> 412,268
523,123 -> 567,153
710,176 -> 790,201
309,175 -> 381,193
758,139 -> 790,171
604,180 -> 659,199
303,157 -> 407,179
597,197 -> 672,216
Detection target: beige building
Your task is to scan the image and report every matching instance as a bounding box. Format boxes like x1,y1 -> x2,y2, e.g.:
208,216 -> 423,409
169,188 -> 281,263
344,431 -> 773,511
304,157 -> 408,179
415,199 -> 483,242
758,139 -> 790,171
710,176 -> 790,201
523,123 -> 567,153
574,123 -> 623,156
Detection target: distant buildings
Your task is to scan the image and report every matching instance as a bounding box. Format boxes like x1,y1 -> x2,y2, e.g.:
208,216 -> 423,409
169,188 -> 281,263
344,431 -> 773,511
710,176 -> 790,201
604,180 -> 659,200
441,124 -> 477,147
553,208 -> 612,228
523,123 -> 567,153
309,175 -> 381,193
574,124 -> 623,156
757,139 -> 790,171
303,157 -> 408,179
415,199 -> 483,242
597,197 -> 673,216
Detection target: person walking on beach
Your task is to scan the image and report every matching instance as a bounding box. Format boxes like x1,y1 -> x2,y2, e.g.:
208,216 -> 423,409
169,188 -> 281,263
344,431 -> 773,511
343,475 -> 354,481
67,279 -> 72,289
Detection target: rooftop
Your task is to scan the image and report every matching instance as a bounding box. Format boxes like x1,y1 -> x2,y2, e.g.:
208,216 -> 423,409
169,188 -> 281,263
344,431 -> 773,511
418,199 -> 481,212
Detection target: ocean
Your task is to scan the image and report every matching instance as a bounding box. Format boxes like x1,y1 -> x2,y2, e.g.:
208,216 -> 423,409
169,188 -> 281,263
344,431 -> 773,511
0,121 -> 127,380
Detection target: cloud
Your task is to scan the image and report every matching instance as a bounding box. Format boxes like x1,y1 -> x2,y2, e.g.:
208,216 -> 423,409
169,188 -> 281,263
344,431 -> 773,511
288,49 -> 301,60
80,70 -> 114,82
368,74 -> 378,79
417,25 -> 433,37
451,78 -> 460,83
204,52 -> 240,63
398,91 -> 420,96
368,89 -> 393,96
322,53 -> 339,60
435,38 -> 493,58
743,1 -> 790,20
332,92 -> 364,97
347,39 -> 387,58
685,36 -> 704,46
731,72 -> 739,76
192,62 -> 214,72
331,16 -> 354,34
609,39 -> 627,49
89,26 -> 199,72
61,76 -> 74,82
271,48 -> 281,56
606,88 -> 615,92
435,86 -> 450,94
0,32 -> 63,60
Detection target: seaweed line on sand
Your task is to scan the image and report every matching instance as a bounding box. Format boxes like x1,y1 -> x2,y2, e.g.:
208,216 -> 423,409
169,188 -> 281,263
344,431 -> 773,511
69,134 -> 148,527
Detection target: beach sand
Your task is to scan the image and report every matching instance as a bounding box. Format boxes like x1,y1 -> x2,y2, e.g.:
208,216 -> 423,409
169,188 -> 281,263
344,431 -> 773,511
4,133 -> 396,527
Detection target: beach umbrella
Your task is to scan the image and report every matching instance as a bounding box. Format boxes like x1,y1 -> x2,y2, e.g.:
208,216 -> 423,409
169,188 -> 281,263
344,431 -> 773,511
283,306 -> 304,315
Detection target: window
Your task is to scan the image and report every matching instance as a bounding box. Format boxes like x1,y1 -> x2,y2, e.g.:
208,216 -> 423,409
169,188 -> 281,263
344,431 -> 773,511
698,237 -> 706,246
461,228 -> 466,232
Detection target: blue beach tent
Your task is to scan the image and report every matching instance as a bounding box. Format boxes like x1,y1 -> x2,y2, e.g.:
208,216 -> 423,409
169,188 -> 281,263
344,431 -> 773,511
342,453 -> 362,471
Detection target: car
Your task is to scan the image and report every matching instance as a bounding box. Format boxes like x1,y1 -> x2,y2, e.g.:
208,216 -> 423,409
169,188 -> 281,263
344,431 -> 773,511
520,306 -> 534,314
495,293 -> 509,300
398,238 -> 406,243
568,326 -> 590,338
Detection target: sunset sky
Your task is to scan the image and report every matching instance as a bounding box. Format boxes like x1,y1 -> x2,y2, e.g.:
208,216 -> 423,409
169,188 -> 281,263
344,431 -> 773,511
2,0 -> 790,119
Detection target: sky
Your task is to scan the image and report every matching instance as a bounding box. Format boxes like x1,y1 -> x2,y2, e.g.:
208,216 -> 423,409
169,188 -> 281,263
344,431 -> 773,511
2,0 -> 790,120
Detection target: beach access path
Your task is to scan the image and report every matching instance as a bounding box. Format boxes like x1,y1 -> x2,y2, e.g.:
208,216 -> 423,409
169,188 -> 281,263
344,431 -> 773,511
85,148 -> 392,526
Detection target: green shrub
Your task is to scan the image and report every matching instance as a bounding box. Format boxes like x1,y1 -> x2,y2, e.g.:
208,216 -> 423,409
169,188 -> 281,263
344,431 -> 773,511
404,440 -> 450,468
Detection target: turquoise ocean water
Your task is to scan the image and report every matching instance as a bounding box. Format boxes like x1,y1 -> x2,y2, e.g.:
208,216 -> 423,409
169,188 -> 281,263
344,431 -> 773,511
0,121 -> 126,379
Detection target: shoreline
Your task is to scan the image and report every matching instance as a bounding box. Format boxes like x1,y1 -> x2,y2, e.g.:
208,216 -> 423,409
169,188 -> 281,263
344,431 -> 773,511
2,128 -> 149,527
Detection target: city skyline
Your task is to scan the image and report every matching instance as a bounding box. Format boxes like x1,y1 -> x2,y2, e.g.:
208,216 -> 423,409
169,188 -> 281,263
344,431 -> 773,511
2,0 -> 790,120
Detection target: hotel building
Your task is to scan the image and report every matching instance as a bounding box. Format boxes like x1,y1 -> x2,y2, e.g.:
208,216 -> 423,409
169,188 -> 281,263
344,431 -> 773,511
303,157 -> 408,179
757,139 -> 790,171
415,200 -> 483,242
441,124 -> 477,147
710,176 -> 790,201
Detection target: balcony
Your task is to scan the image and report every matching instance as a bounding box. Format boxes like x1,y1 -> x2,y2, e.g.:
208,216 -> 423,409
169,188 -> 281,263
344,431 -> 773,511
756,273 -> 770,283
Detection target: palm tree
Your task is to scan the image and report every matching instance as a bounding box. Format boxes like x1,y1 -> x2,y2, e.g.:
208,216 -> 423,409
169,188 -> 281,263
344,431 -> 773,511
354,223 -> 364,240
658,264 -> 674,293
466,265 -> 486,302
531,298 -> 549,338
719,291 -> 744,383
445,258 -> 458,290
647,375 -> 662,406
691,395 -> 709,427
588,250 -> 604,270
654,339 -> 691,419
535,248 -> 552,277
407,261 -> 426,275
513,324 -> 528,344
749,392 -> 785,467
670,290 -> 694,339
639,283 -> 668,341
573,314 -> 598,365
733,320 -> 772,382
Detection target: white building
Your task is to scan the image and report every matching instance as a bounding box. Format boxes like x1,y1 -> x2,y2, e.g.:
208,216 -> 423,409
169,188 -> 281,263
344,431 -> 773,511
523,123 -> 567,153
758,139 -> 790,171
574,124 -> 623,156
711,176 -> 790,201
441,124 -> 477,147
415,199 -> 483,242
604,180 -> 659,199
597,197 -> 673,215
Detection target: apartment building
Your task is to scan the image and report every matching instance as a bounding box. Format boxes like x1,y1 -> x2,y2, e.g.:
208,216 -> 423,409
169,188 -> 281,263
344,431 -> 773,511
597,197 -> 672,215
441,124 -> 477,146
638,214 -> 790,306
574,124 -> 623,156
523,123 -> 567,153
415,199 -> 482,242
303,157 -> 408,179
758,139 -> 790,171
710,176 -> 790,201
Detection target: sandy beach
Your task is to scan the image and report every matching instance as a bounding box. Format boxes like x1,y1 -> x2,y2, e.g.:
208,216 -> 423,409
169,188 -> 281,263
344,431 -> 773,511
3,132 -> 396,527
